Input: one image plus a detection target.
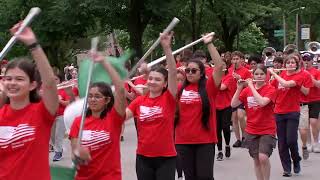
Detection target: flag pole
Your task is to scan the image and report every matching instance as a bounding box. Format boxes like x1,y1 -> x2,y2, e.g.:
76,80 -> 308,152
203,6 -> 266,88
127,17 -> 180,78
77,37 -> 99,145
147,32 -> 215,67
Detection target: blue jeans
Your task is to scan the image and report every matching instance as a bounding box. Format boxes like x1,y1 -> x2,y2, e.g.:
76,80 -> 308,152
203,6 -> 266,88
275,112 -> 301,173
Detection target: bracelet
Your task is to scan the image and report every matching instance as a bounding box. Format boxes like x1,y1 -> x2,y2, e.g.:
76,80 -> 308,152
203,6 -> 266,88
28,42 -> 40,50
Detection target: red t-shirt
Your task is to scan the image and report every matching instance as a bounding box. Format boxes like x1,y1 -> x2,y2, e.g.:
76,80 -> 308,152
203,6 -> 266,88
271,71 -> 304,114
128,90 -> 176,157
305,68 -> 320,102
239,84 -> 276,135
176,77 -> 219,144
228,66 -> 252,80
0,101 -> 55,180
134,76 -> 147,86
299,70 -> 314,103
69,108 -> 125,180
205,66 -> 214,78
133,76 -> 148,96
57,88 -> 79,116
215,74 -> 237,110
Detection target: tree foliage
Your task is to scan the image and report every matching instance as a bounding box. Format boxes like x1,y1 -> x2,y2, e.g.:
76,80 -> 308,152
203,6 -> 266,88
0,0 -> 319,68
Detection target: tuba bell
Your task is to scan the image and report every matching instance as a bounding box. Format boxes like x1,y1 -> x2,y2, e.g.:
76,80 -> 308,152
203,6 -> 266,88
283,44 -> 298,55
262,47 -> 276,67
306,41 -> 320,54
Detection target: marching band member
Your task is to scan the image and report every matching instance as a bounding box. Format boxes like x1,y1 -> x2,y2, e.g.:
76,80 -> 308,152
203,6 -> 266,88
231,64 -> 277,180
269,54 -> 305,177
215,61 -> 236,161
301,52 -> 320,153
229,51 -> 252,148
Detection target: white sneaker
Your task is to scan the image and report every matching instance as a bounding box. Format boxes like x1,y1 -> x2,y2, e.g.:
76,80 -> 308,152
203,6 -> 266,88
307,144 -> 313,152
313,143 -> 320,153
177,177 -> 185,180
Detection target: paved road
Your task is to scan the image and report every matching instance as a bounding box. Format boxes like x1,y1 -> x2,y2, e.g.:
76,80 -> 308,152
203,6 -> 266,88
50,120 -> 320,180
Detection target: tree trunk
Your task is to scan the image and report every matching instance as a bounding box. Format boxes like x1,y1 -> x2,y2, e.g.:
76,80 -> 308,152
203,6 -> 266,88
128,0 -> 144,63
191,0 -> 197,43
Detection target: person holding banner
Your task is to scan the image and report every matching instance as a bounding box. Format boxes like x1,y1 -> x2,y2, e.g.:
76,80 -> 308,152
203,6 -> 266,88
125,32 -> 178,180
68,51 -> 126,180
231,64 -> 277,180
0,24 -> 59,179
175,34 -> 224,180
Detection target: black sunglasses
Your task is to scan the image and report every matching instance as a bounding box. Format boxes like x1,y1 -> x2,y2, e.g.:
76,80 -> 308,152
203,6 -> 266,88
185,68 -> 200,74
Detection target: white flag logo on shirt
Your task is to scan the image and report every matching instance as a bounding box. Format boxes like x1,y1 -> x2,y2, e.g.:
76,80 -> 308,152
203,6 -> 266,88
139,106 -> 163,122
81,130 -> 111,150
180,90 -> 200,103
0,124 -> 35,149
247,96 -> 259,109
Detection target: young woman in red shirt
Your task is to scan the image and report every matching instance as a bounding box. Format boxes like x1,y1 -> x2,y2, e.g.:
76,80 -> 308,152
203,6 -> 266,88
0,24 -> 59,180
269,54 -> 305,177
125,32 -> 178,180
231,64 -> 277,180
175,35 -> 224,180
215,60 -> 236,161
69,51 -> 126,180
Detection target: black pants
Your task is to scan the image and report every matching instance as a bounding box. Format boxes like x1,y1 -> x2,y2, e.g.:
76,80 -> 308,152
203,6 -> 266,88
176,144 -> 215,180
275,112 -> 301,173
136,155 -> 176,180
176,146 -> 183,177
216,107 -> 232,151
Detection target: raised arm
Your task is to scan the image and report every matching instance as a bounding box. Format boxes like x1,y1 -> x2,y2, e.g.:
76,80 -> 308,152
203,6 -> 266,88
11,24 -> 58,115
160,32 -> 177,97
203,34 -> 224,87
91,52 -> 126,116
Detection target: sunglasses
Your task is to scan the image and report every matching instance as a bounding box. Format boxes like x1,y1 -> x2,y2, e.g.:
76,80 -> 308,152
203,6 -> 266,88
185,68 -> 200,74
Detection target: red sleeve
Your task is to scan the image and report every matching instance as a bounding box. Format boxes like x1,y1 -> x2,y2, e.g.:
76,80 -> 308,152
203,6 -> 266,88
239,88 -> 248,104
72,87 -> 79,97
292,73 -> 305,87
128,96 -> 142,117
270,79 -> 278,88
224,75 -> 237,92
244,70 -> 253,79
302,73 -> 313,88
315,70 -> 320,80
37,101 -> 56,123
108,107 -> 125,128
206,76 -> 219,98
69,117 -> 80,139
264,85 -> 277,103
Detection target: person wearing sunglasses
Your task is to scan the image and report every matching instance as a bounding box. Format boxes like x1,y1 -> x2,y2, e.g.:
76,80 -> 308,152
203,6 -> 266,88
175,34 -> 224,180
301,52 -> 320,153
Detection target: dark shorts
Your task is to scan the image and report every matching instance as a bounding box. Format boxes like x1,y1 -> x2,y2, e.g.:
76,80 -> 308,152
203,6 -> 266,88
232,103 -> 245,112
309,101 -> 320,119
243,133 -> 277,158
